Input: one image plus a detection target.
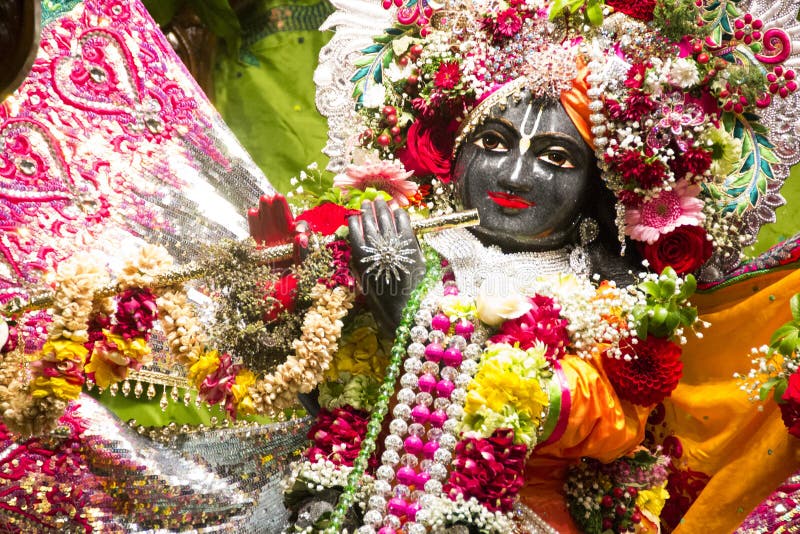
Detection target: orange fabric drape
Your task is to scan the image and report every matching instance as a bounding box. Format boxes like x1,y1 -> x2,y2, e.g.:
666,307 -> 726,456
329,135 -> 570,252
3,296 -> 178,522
560,56 -> 595,150
520,353 -> 652,532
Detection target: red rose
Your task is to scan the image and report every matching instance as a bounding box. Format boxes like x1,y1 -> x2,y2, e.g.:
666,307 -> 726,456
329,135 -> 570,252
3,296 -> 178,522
639,225 -> 713,276
780,372 -> 800,438
397,119 -> 454,183
263,273 -> 298,322
604,336 -> 683,406
295,202 -> 359,236
606,0 -> 656,21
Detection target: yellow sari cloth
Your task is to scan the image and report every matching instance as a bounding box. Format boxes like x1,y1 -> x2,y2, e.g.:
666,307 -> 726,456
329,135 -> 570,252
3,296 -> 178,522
518,267 -> 800,532
666,267 -> 800,532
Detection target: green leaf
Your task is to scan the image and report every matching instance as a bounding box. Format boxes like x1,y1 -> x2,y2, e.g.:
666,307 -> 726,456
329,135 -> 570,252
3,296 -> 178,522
639,281 -> 661,298
143,0 -> 185,26
186,0 -> 241,55
659,278 -> 676,300
759,377 -> 781,401
636,316 -> 650,340
585,0 -> 603,25
678,275 -> 697,300
679,307 -> 698,327
778,331 -> 799,357
769,324 -> 799,346
774,378 -> 788,403
652,305 -> 669,325
665,311 -> 681,334
790,294 -> 800,322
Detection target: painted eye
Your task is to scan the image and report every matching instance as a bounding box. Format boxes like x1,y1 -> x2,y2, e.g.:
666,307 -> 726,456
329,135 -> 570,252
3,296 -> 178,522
474,132 -> 509,152
538,150 -> 575,168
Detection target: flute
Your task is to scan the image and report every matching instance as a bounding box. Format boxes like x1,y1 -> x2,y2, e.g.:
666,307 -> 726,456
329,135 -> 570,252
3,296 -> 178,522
2,209 -> 480,316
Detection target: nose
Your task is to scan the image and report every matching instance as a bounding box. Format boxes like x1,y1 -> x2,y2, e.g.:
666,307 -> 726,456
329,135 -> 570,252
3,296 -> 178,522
497,154 -> 539,193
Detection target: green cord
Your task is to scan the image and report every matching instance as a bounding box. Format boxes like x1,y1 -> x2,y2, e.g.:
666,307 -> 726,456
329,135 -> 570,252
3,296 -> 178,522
323,246 -> 441,533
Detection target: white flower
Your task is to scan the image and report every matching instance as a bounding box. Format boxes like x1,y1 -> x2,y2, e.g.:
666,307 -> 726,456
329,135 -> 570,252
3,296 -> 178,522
385,60 -> 413,82
475,274 -> 531,326
670,57 -> 700,88
361,83 -> 387,108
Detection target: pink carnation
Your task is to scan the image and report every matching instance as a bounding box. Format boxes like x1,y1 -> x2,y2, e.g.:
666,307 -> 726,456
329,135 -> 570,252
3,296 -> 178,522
333,158 -> 417,207
200,352 -> 239,410
489,294 -> 569,360
625,180 -> 705,244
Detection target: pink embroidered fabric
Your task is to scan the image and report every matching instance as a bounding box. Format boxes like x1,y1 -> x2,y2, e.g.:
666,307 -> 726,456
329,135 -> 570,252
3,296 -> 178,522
0,0 -> 272,305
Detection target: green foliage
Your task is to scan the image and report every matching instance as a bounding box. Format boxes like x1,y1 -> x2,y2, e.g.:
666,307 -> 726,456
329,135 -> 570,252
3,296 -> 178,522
726,65 -> 768,106
653,0 -> 708,42
549,0 -> 605,26
142,0 -> 184,26
755,294 -> 800,403
632,267 -> 698,339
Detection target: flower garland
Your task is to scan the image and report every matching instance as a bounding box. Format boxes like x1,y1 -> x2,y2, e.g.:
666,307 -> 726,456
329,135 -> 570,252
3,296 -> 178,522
0,257 -> 105,435
285,255 -> 701,532
565,449 -> 671,533
156,280 -> 354,418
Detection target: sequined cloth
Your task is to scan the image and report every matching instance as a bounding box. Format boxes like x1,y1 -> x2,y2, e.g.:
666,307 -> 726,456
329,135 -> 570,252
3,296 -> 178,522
0,395 -> 311,532
0,1 -> 315,531
0,0 -> 272,304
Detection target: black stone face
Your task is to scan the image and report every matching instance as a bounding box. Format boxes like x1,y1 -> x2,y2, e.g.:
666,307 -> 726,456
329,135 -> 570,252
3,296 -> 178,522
454,93 -> 595,252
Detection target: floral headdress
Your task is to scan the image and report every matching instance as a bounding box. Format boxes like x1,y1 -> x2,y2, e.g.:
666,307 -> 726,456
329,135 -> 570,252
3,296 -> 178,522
315,0 -> 800,280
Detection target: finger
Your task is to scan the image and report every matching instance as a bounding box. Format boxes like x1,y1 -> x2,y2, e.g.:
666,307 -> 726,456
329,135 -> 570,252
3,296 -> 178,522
293,231 -> 309,264
263,195 -> 294,245
393,208 -> 416,243
374,199 -> 396,236
348,212 -> 366,255
247,207 -> 265,244
360,201 -> 380,245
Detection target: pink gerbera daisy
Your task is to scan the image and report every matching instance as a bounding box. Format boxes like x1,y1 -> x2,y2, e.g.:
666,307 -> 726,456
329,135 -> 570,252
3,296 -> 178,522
334,157 -> 418,206
625,180 -> 705,244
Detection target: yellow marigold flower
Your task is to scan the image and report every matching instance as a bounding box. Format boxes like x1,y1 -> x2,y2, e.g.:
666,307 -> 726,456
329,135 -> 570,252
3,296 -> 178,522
84,355 -> 120,389
105,332 -> 152,364
31,376 -> 82,400
188,350 -> 221,387
462,343 -> 550,445
40,339 -> 88,363
330,326 -> 388,380
636,482 -> 670,520
232,369 -> 257,415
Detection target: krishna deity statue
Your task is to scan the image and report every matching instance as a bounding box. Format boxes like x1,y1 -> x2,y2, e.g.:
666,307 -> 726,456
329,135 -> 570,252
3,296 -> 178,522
2,0 -> 800,533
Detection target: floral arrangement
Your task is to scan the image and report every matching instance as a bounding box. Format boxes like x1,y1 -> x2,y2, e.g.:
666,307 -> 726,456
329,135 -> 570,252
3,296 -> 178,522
309,0 -> 798,282
564,449 -> 671,533
739,293 -> 800,438
283,257 -> 699,531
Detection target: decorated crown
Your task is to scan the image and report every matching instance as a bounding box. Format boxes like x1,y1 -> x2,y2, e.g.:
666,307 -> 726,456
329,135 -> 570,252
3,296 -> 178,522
315,0 -> 800,280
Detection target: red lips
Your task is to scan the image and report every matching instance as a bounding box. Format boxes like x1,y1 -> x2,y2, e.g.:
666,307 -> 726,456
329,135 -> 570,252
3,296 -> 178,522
487,191 -> 535,209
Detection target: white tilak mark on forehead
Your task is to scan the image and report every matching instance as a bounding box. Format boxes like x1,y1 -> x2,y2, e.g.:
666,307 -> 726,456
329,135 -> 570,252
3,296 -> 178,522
518,101 -> 544,155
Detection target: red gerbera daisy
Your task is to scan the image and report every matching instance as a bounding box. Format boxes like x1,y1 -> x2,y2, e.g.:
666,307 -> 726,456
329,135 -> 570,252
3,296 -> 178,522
604,336 -> 683,406
434,61 -> 461,90
494,9 -> 523,38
